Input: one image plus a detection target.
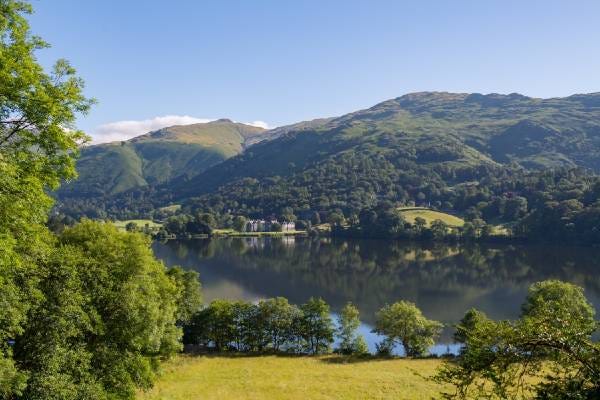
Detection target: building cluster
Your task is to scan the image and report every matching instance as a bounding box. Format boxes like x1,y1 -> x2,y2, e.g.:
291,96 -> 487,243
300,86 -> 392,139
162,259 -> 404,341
245,219 -> 296,232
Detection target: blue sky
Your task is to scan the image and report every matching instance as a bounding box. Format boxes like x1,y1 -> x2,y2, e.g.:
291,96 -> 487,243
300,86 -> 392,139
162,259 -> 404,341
28,0 -> 600,142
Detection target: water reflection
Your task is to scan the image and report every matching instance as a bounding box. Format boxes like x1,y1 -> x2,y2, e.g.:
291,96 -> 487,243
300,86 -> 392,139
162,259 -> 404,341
153,237 -> 600,352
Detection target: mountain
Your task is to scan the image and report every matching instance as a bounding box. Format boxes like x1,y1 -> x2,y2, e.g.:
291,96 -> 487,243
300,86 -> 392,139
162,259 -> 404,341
243,117 -> 335,147
171,91 -> 600,200
59,119 -> 266,198
58,92 -> 600,236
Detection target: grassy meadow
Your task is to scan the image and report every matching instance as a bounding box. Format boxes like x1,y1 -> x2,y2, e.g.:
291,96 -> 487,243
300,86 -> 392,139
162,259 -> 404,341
398,207 -> 465,227
138,355 -> 446,400
398,207 -> 510,236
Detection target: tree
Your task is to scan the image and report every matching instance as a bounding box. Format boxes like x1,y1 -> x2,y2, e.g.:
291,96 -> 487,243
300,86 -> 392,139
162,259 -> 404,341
0,1 -> 92,397
280,207 -> 297,222
453,308 -> 488,345
521,280 -> 596,334
13,244 -> 104,398
164,215 -> 189,235
125,221 -> 138,232
359,209 -> 377,227
310,211 -> 321,225
186,215 -> 212,235
373,301 -> 442,357
204,300 -> 237,351
430,219 -> 449,240
183,297 -> 337,355
257,297 -> 300,352
413,217 -> 427,233
328,210 -> 345,226
336,303 -> 368,355
378,210 -> 405,236
197,212 -> 217,228
437,280 -> 600,399
461,221 -> 477,238
504,196 -> 528,220
295,219 -> 311,231
232,216 -> 247,232
299,298 -> 334,354
167,267 -> 203,325
231,301 -> 256,351
480,223 -> 493,238
218,213 -> 234,229
15,221 -> 183,399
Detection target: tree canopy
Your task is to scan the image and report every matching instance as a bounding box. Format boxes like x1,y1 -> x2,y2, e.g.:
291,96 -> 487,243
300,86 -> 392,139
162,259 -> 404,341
16,221 -> 190,399
0,2 -> 202,398
373,300 -> 443,357
437,280 -> 600,399
0,1 -> 92,396
336,302 -> 368,355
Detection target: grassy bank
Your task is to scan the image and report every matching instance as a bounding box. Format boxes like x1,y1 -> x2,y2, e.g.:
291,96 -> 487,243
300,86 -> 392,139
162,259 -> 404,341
138,355 -> 446,400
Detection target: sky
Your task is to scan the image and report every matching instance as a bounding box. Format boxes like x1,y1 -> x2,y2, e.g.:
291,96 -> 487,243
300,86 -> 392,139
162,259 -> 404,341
28,0 -> 600,143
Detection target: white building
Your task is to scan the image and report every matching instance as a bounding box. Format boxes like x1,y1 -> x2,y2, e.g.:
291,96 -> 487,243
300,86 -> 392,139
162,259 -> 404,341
244,219 -> 296,232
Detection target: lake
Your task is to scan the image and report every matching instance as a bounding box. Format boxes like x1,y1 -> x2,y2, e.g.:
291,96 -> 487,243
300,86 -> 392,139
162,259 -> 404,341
153,237 -> 600,354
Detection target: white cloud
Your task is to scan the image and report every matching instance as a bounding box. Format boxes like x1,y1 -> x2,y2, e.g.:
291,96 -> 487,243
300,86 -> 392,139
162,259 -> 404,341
91,115 -> 214,144
245,120 -> 270,129
91,116 -> 272,144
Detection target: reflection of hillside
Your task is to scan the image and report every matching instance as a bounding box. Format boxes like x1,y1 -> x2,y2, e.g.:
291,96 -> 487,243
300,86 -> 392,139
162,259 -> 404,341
153,238 -> 600,329
201,280 -> 263,303
400,247 -> 460,262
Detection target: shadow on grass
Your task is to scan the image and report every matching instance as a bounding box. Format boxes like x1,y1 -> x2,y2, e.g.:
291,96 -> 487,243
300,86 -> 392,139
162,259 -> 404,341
318,354 -> 398,364
182,350 -> 452,365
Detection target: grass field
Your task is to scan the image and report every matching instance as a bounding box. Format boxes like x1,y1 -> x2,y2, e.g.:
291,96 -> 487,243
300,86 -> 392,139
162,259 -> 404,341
138,355 -> 446,400
398,207 -> 465,228
158,204 -> 182,213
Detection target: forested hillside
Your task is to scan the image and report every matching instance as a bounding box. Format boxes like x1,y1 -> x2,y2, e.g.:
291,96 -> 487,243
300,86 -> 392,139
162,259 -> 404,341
58,92 -> 600,243
176,91 -> 600,197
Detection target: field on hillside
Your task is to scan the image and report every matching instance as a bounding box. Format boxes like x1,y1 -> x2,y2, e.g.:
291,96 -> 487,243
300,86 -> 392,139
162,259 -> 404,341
398,207 -> 465,227
158,204 -> 182,213
138,355 -> 446,400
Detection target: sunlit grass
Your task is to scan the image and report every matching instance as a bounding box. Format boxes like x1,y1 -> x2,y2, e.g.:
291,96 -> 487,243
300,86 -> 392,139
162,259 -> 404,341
138,354 -> 446,400
398,207 -> 465,227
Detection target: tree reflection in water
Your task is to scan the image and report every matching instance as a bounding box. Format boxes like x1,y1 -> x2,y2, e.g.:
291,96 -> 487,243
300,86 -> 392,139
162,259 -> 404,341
153,237 -> 600,346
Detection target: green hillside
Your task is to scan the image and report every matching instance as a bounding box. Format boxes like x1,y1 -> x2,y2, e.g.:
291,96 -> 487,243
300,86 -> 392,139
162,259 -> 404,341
57,93 -> 600,244
166,92 -> 600,208
59,120 -> 265,197
173,92 -> 600,200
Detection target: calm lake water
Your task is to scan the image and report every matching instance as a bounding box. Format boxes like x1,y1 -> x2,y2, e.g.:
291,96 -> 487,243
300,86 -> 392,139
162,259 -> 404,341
153,237 -> 600,354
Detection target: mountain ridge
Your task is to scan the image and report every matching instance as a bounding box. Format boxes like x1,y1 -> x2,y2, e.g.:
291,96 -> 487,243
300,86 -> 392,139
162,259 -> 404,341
59,119 -> 266,197
57,91 -> 600,228
170,91 -> 600,200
